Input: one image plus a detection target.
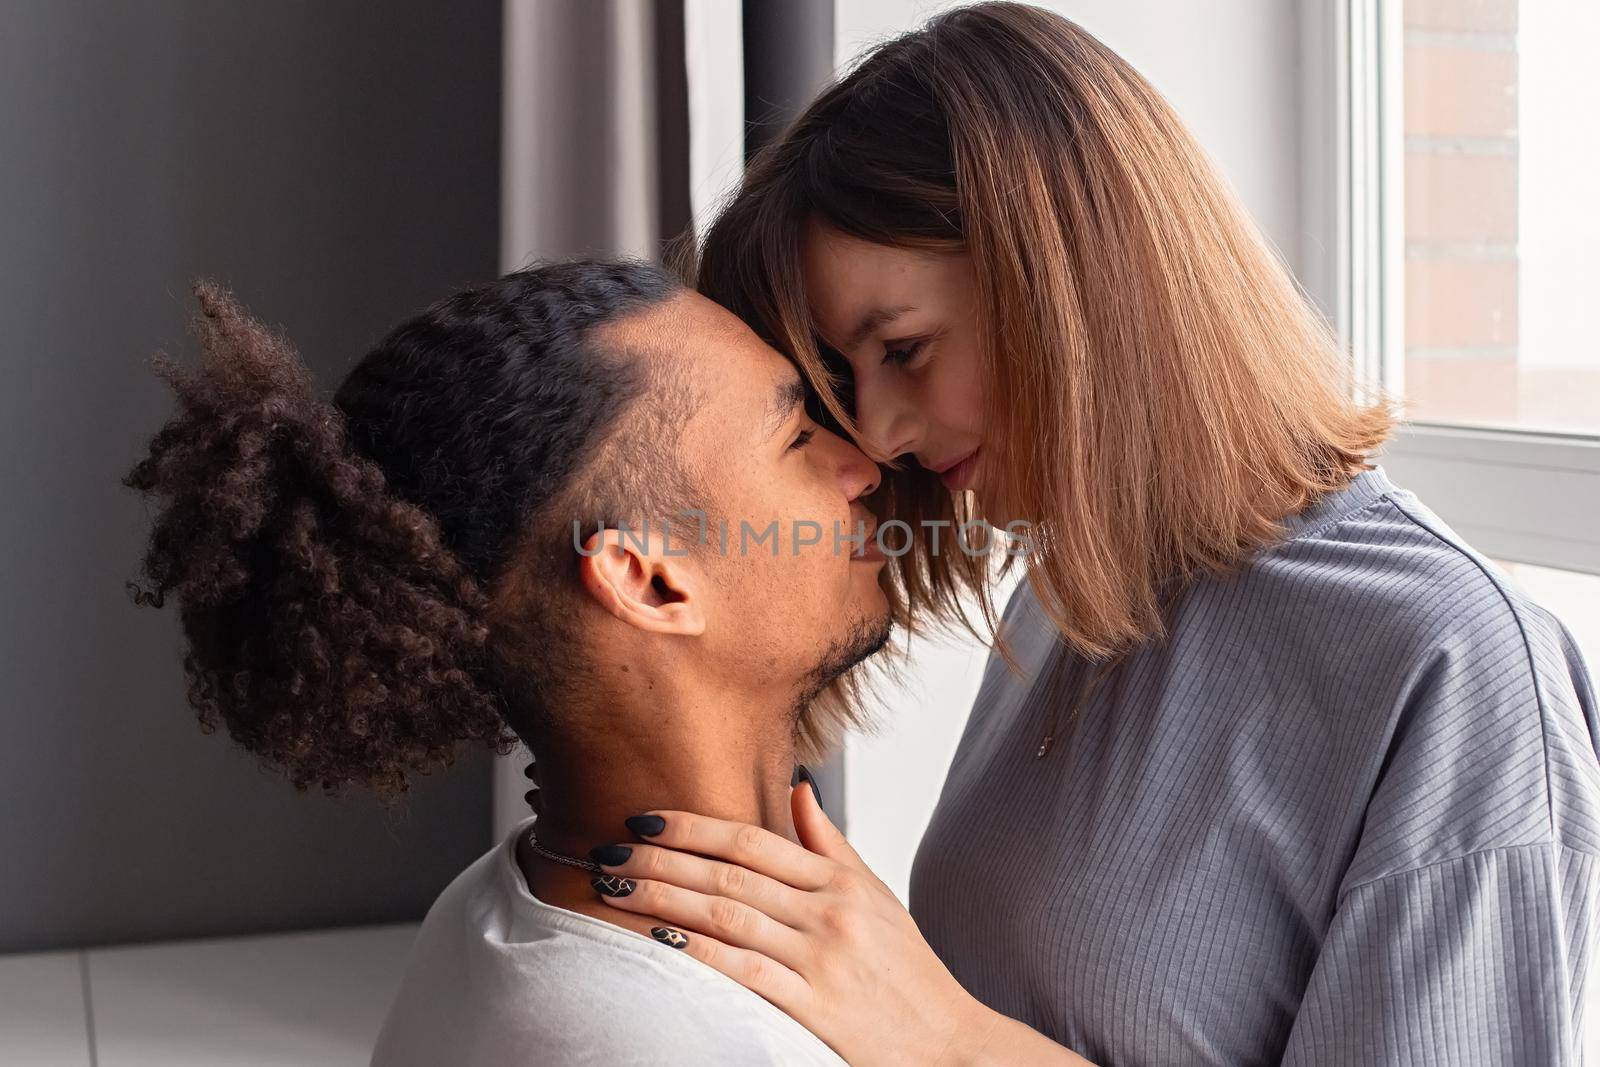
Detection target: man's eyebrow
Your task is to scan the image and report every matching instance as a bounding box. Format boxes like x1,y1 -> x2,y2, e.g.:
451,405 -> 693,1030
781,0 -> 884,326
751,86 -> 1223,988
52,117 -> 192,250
844,304 -> 916,351
763,374 -> 807,440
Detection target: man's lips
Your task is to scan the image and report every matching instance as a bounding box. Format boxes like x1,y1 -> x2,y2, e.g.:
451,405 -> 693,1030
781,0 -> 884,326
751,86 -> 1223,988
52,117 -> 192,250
853,540 -> 886,562
852,520 -> 885,561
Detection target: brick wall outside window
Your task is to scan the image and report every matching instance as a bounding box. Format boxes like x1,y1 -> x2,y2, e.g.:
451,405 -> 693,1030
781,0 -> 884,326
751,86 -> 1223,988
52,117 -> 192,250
1403,0 -> 1520,425
1401,0 -> 1600,434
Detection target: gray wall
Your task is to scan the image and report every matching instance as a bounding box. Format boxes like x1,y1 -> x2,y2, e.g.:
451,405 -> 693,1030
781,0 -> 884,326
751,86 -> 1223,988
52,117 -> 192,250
0,1 -> 501,954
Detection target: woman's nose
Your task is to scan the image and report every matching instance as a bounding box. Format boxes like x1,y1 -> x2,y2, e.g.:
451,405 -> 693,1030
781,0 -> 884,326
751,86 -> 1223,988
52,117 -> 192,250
859,434 -> 911,466
853,391 -> 919,464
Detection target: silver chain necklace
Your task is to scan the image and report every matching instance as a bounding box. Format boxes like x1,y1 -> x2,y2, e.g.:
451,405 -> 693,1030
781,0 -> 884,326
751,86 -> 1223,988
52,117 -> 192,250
525,827 -> 603,873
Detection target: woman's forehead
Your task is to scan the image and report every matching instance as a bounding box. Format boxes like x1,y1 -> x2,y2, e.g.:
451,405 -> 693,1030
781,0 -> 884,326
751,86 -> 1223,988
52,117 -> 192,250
801,227 -> 962,346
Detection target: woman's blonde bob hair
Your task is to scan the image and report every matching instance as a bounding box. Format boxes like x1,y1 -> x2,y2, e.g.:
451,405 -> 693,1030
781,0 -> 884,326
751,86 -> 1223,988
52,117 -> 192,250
692,1 -> 1394,660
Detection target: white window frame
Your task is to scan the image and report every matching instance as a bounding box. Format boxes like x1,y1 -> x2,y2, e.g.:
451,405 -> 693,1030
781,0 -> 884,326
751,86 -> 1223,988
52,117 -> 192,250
1298,0 -> 1600,577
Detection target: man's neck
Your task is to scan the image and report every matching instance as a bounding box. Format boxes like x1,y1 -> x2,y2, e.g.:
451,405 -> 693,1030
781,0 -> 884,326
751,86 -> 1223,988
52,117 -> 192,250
517,680 -> 803,919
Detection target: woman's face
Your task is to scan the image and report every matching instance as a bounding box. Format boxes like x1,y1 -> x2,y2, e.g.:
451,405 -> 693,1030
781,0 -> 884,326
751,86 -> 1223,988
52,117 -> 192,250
800,222 -> 987,494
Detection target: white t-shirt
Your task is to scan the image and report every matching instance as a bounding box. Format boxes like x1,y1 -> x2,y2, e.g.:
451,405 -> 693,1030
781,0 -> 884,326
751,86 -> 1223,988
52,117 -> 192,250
370,815 -> 847,1066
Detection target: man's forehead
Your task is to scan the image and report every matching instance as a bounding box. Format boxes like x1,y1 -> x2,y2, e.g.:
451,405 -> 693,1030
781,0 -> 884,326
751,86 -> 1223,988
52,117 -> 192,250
610,290 -> 794,394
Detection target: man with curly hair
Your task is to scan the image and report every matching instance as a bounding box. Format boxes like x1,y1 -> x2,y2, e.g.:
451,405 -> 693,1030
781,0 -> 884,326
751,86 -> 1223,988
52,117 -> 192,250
126,260 -> 891,1064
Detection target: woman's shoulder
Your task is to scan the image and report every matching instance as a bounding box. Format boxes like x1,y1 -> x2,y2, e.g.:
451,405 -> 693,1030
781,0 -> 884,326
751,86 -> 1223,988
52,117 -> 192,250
1245,473 -> 1558,659
1250,479 -> 1600,886
1242,475 -> 1598,757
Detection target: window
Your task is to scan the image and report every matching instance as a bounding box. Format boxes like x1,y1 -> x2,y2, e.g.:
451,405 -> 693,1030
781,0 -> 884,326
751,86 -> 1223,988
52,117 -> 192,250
1403,0 -> 1599,435
1301,0 -> 1600,642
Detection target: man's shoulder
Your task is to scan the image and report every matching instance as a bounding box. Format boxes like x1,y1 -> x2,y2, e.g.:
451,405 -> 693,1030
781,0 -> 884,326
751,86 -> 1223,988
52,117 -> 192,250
375,844 -> 843,1065
377,930 -> 836,1064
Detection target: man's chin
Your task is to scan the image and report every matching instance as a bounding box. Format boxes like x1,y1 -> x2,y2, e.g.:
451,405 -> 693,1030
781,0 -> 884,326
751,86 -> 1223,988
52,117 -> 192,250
810,611 -> 894,692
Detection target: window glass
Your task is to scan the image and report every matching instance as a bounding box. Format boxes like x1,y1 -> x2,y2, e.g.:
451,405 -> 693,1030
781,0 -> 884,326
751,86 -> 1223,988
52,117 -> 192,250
1401,0 -> 1600,434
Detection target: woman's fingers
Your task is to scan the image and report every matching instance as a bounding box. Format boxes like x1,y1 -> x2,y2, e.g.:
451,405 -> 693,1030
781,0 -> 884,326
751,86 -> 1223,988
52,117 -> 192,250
623,810 -> 838,891
791,779 -> 880,885
597,874 -> 813,974
636,920 -> 812,1020
597,842 -> 811,928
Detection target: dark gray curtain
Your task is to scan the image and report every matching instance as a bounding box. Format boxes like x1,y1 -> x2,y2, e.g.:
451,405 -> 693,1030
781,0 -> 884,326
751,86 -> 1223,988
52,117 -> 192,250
0,0 -> 502,954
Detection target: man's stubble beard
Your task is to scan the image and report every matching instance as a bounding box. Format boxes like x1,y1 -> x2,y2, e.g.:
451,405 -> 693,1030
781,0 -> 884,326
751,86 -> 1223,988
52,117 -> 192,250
790,609 -> 895,729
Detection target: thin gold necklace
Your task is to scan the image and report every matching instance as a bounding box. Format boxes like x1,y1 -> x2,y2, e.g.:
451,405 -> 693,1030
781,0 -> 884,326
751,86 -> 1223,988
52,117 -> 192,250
1033,576 -> 1190,757
1034,650 -> 1120,758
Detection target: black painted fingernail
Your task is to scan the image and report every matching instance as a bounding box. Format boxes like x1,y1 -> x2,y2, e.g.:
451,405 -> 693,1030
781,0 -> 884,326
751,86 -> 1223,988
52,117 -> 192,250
523,789 -> 538,806
797,764 -> 826,817
625,814 -> 666,837
591,875 -> 636,897
791,762 -> 805,787
523,762 -> 537,780
652,926 -> 689,949
589,844 -> 633,866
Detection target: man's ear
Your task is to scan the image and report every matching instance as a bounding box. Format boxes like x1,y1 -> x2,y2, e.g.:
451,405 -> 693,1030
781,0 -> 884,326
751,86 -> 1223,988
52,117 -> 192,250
575,527 -> 706,636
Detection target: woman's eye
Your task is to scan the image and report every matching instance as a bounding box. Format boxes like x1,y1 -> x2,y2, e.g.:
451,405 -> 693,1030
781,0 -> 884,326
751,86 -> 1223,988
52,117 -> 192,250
788,427 -> 816,451
882,339 -> 925,367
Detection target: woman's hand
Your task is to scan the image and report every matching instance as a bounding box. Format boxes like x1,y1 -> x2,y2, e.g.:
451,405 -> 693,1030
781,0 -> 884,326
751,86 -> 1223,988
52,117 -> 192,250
589,779 -> 1090,1065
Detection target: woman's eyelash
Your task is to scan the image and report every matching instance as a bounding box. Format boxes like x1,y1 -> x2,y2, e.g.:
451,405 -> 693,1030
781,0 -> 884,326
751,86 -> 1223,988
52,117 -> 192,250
789,428 -> 816,451
883,339 -> 925,367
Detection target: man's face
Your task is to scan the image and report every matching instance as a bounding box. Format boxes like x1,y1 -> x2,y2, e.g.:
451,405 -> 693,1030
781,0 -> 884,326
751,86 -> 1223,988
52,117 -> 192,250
609,291 -> 892,703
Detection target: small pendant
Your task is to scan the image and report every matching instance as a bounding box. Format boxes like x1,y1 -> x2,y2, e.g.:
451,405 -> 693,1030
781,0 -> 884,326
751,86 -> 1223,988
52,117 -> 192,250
1036,733 -> 1053,758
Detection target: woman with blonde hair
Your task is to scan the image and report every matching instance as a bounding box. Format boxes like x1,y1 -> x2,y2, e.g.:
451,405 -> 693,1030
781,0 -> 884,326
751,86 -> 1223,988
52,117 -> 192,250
579,4 -> 1600,1064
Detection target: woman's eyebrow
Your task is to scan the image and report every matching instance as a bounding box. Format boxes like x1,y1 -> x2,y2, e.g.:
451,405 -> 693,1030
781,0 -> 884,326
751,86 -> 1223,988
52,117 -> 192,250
844,304 -> 915,350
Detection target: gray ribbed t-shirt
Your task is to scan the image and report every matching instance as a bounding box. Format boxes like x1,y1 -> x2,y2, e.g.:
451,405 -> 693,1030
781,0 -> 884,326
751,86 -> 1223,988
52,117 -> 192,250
909,466 -> 1600,1065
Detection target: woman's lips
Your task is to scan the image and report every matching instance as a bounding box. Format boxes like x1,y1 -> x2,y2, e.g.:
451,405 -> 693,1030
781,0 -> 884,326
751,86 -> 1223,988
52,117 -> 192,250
936,448 -> 980,491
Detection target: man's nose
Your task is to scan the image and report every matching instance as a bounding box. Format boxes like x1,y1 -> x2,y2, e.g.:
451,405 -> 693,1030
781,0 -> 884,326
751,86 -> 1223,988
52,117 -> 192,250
834,436 -> 882,501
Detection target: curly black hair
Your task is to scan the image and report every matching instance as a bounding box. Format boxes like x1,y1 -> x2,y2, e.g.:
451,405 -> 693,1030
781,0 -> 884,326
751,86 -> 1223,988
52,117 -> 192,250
123,261 -> 692,803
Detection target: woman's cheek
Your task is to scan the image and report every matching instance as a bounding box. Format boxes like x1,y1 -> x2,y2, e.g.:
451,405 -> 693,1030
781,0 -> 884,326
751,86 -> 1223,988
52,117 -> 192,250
930,356 -> 985,438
